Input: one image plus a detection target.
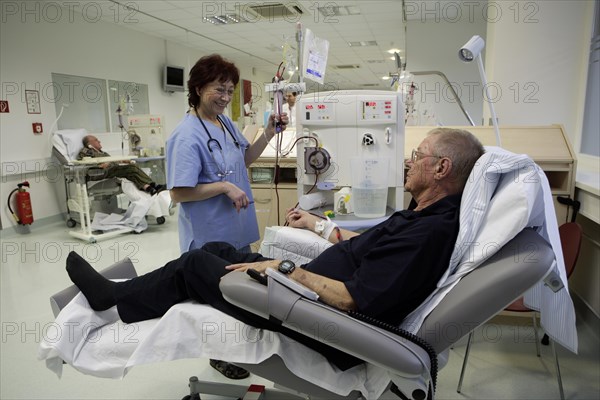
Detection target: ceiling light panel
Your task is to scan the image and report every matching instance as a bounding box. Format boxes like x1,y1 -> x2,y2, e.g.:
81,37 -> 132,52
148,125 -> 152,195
318,5 -> 362,17
348,41 -> 378,47
203,14 -> 248,25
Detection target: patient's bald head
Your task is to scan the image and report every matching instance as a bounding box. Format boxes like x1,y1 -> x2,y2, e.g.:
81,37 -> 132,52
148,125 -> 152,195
82,135 -> 102,151
406,128 -> 484,210
427,127 -> 485,189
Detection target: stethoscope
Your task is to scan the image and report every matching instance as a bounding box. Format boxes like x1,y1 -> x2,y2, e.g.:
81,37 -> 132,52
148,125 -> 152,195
196,113 -> 241,179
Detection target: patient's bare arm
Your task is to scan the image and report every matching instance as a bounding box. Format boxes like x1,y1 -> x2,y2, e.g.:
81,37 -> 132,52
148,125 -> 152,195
226,260 -> 357,312
291,267 -> 356,311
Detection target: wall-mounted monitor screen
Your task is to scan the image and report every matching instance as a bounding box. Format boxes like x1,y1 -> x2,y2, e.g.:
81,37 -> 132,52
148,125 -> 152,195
163,65 -> 185,93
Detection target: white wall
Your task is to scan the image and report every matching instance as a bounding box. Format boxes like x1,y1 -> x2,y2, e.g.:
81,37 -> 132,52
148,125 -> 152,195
485,0 -> 598,319
0,12 -> 272,230
405,16 -> 487,126
485,0 -> 592,145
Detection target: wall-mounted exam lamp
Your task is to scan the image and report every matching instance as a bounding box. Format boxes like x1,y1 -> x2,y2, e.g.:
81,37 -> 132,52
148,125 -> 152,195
459,35 -> 501,147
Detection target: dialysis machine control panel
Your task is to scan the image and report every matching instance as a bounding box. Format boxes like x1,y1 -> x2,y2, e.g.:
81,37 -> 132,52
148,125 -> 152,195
296,90 -> 405,212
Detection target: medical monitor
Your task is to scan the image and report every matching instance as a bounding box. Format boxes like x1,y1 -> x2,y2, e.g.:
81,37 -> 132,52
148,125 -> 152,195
163,65 -> 185,93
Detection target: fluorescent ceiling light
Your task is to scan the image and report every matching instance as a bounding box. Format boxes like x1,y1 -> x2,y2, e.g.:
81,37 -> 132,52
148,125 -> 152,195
318,5 -> 362,17
348,41 -> 378,47
203,14 -> 247,25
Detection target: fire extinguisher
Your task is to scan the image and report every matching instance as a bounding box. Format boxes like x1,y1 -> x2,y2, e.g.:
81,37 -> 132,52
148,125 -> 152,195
8,181 -> 34,225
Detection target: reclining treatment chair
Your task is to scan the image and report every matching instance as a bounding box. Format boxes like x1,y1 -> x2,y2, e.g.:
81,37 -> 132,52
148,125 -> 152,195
40,147 -> 575,399
43,229 -> 554,400
51,129 -> 170,242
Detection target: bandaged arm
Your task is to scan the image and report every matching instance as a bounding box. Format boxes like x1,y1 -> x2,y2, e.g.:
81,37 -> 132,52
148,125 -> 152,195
286,208 -> 359,243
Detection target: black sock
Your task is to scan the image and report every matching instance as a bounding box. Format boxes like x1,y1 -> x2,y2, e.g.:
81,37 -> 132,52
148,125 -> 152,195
66,251 -> 116,311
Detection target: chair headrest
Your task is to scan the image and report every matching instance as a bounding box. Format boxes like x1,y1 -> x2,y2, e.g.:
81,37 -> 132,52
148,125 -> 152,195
52,129 -> 88,161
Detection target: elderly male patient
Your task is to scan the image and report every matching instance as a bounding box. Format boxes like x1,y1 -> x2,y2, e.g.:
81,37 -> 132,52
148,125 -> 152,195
77,135 -> 164,196
66,127 -> 484,368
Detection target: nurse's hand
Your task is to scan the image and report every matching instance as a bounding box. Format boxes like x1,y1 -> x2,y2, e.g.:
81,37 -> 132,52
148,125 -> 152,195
264,112 -> 289,138
224,182 -> 250,212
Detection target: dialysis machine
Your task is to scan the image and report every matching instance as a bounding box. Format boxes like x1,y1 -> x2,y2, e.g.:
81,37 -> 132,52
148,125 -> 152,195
126,114 -> 165,157
296,90 -> 405,215
126,114 -> 167,185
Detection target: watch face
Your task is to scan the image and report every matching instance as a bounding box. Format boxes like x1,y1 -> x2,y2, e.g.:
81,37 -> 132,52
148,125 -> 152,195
278,260 -> 295,274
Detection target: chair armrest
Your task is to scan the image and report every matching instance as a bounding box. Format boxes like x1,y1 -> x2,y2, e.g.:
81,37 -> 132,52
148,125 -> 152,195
220,272 -> 431,378
49,258 -> 137,317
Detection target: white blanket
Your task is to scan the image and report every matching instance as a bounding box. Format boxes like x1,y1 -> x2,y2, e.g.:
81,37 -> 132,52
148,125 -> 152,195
38,292 -> 390,399
90,179 -> 171,233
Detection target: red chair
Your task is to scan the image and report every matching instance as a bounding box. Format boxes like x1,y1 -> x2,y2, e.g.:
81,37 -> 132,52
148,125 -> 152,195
457,222 -> 583,400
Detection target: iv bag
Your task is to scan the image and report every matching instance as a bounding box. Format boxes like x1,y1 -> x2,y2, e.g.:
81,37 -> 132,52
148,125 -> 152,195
302,28 -> 329,85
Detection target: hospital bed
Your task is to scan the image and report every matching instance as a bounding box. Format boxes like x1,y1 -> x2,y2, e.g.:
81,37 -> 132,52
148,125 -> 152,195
51,129 -> 171,242
39,148 -> 576,399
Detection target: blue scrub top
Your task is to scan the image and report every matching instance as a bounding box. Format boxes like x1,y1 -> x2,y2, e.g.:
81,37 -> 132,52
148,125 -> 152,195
166,113 -> 259,253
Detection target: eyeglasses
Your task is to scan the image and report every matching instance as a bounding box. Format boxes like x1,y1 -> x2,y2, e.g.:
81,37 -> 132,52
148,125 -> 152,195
211,86 -> 235,98
411,149 -> 443,163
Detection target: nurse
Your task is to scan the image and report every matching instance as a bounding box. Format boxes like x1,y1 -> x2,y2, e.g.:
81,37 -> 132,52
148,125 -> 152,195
166,54 -> 288,253
166,54 -> 288,380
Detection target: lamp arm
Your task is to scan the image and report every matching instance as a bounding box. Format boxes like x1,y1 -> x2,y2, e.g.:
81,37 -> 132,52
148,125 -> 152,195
475,56 -> 502,147
411,70 -> 475,126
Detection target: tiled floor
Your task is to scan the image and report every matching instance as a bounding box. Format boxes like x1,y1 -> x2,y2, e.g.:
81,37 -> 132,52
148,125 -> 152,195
1,214 -> 598,399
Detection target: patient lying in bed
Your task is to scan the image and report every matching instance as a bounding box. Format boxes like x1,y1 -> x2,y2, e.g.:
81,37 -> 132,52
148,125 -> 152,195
62,128 -> 485,367
78,135 -> 165,196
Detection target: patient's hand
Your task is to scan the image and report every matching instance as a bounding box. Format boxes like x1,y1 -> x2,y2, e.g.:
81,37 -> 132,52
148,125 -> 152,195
225,259 -> 280,273
285,208 -> 319,232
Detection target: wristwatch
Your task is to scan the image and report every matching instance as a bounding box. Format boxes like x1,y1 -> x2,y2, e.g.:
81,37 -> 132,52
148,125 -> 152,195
278,260 -> 296,275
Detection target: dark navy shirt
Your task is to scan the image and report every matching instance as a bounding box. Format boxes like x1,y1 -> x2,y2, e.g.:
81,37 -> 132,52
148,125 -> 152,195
304,194 -> 461,326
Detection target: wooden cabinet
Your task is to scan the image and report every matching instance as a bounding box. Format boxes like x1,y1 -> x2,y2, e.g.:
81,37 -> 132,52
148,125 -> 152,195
405,125 -> 577,224
248,157 -> 298,250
